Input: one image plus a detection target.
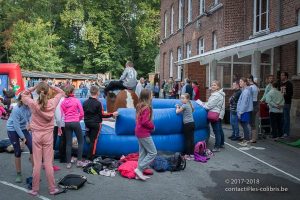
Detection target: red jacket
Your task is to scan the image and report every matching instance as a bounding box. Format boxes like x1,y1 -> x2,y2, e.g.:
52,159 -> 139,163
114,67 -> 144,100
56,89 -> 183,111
193,86 -> 200,100
135,106 -> 154,138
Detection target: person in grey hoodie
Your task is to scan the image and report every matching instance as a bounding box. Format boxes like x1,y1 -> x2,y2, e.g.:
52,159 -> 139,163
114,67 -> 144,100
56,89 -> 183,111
237,77 -> 253,146
104,61 -> 137,95
196,80 -> 225,152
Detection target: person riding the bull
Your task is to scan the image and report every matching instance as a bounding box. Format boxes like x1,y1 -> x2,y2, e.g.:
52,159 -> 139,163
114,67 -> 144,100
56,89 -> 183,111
104,61 -> 137,96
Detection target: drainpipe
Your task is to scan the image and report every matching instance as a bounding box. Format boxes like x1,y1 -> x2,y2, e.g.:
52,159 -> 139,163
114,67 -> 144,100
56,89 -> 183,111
276,0 -> 281,31
181,0 -> 185,80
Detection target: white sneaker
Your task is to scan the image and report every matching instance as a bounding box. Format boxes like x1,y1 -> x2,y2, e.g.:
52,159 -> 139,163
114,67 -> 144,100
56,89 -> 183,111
134,168 -> 147,181
100,169 -> 111,177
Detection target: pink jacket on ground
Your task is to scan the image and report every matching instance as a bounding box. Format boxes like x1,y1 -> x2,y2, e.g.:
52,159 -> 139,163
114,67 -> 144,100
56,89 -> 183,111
61,97 -> 84,122
135,106 -> 154,138
22,86 -> 65,132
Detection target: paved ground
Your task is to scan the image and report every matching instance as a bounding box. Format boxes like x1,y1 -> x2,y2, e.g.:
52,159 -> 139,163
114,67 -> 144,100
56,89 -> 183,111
0,120 -> 299,200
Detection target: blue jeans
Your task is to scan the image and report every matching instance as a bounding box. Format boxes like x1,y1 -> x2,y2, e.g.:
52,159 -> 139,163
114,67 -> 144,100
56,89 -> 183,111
211,119 -> 224,148
282,104 -> 291,136
230,111 -> 239,137
240,121 -> 250,140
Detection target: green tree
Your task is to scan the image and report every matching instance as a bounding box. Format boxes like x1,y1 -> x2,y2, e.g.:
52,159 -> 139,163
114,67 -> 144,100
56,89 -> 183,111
9,19 -> 62,71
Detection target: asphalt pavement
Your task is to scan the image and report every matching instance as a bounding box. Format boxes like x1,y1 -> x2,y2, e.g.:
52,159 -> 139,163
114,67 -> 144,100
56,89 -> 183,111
0,120 -> 299,200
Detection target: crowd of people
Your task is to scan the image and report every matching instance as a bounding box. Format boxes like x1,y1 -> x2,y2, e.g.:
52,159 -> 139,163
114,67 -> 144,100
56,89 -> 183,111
0,59 -> 294,195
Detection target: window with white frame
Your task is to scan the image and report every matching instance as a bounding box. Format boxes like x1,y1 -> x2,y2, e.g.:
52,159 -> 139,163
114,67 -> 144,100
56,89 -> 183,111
186,42 -> 192,58
177,47 -> 182,80
164,11 -> 168,38
169,51 -> 174,77
188,0 -> 192,22
254,0 -> 269,33
199,0 -> 205,15
178,0 -> 183,29
198,37 -> 204,54
171,5 -> 174,34
212,32 -> 217,50
216,50 -> 272,88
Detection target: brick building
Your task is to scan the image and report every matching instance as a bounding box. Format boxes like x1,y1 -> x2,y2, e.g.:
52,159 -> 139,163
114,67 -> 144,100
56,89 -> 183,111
159,0 -> 300,129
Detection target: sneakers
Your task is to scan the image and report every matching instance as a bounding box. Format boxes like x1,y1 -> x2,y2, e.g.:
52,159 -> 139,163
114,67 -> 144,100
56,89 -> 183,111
28,190 -> 38,196
220,145 -> 225,148
212,148 -> 220,152
76,161 -> 86,168
49,188 -> 60,195
238,141 -> 249,147
228,135 -> 234,139
15,173 -> 22,183
134,168 -> 147,181
249,140 -> 257,143
231,136 -> 241,141
66,163 -> 72,169
184,155 -> 192,161
71,157 -> 77,163
100,169 -> 112,177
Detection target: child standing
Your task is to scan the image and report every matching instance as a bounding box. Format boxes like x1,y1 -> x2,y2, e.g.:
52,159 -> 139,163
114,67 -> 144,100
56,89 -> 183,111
22,82 -> 65,195
7,93 -> 33,183
134,89 -> 157,181
176,93 -> 195,160
61,85 -> 85,168
83,85 -> 118,161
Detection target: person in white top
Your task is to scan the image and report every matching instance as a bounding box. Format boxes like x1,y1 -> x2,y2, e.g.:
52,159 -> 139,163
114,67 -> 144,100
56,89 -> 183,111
135,77 -> 145,97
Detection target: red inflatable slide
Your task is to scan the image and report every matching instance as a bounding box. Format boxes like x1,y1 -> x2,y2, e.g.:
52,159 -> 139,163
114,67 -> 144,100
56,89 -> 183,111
0,63 -> 24,95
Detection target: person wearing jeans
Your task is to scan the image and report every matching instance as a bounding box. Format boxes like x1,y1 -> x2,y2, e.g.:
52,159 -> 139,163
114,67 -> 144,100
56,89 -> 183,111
229,82 -> 242,140
237,77 -> 253,146
279,72 -> 293,137
196,80 -> 225,152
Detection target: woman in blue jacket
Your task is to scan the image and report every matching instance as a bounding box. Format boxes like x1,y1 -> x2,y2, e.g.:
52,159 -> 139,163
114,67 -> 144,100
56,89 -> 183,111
237,77 -> 253,146
7,94 -> 33,183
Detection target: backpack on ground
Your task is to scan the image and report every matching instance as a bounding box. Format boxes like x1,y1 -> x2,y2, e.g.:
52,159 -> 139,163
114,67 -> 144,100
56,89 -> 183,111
150,156 -> 170,172
58,174 -> 87,190
194,141 -> 211,163
166,152 -> 186,172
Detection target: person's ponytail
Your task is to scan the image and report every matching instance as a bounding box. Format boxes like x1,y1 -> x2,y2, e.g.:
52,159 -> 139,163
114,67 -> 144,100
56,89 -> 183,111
38,91 -> 48,111
36,82 -> 49,111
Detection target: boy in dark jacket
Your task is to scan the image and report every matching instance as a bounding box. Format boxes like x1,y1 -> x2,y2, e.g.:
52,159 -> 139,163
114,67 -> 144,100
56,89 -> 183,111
229,81 -> 242,141
83,86 -> 118,160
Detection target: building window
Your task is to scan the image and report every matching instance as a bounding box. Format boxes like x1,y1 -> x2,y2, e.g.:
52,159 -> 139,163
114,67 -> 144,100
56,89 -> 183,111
198,37 -> 205,55
214,0 -> 219,5
212,32 -> 217,50
186,42 -> 192,58
188,0 -> 192,22
254,0 -> 269,33
171,5 -> 174,34
177,47 -> 182,80
199,0 -> 205,15
169,51 -> 173,77
164,11 -> 168,38
178,0 -> 183,29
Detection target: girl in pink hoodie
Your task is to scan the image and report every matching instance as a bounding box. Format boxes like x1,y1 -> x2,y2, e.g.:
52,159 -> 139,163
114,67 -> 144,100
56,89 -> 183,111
60,85 -> 85,168
134,89 -> 157,181
22,82 -> 65,196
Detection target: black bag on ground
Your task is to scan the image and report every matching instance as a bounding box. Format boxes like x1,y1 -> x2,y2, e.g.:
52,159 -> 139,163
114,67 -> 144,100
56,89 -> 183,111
166,152 -> 186,172
58,174 -> 87,190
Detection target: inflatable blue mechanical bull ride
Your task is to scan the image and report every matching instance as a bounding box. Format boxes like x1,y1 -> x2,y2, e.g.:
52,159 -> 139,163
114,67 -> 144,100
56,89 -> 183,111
55,98 -> 209,156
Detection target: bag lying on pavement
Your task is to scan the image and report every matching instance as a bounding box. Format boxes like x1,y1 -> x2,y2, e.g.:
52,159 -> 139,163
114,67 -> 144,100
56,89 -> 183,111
58,174 -> 87,190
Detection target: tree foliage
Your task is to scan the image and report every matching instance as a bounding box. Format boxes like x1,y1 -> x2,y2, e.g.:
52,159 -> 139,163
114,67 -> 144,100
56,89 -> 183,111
0,0 -> 160,77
